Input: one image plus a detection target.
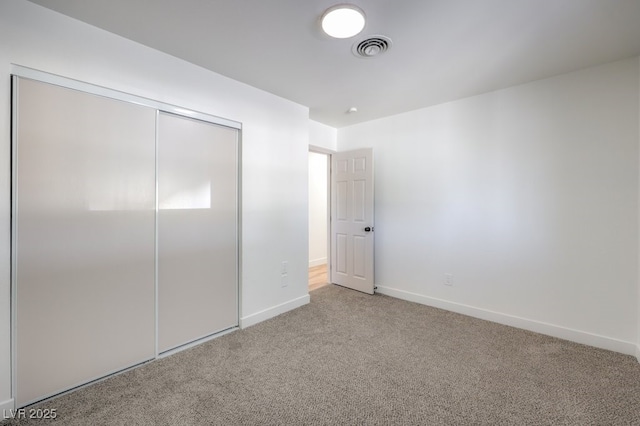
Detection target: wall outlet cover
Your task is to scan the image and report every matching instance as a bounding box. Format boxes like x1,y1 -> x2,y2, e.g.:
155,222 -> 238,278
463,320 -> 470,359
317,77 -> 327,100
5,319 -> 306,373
444,273 -> 453,286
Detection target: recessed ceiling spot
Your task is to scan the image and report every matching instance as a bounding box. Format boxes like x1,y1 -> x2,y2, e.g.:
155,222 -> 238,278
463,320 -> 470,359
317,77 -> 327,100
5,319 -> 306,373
321,4 -> 366,39
352,35 -> 392,58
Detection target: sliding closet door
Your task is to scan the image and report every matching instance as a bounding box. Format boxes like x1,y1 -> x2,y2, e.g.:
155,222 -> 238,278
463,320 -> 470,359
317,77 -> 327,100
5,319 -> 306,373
14,78 -> 156,406
157,112 -> 238,352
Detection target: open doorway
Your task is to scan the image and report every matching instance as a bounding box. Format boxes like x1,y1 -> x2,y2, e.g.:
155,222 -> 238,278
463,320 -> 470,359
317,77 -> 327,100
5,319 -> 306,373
308,150 -> 330,291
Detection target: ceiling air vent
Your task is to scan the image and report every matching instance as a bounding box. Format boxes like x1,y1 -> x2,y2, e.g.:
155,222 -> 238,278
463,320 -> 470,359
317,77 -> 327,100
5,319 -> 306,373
352,35 -> 392,58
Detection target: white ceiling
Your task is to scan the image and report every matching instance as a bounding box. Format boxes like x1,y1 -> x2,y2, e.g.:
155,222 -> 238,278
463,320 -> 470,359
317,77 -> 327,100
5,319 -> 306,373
27,0 -> 640,128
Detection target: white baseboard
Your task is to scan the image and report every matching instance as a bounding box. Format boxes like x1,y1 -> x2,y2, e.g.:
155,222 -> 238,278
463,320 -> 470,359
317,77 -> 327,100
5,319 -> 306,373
309,258 -> 327,268
1,399 -> 15,419
376,285 -> 637,356
240,294 -> 310,329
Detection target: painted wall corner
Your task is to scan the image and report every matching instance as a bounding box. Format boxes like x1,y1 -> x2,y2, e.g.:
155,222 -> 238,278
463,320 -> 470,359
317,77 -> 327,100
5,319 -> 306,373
309,120 -> 337,152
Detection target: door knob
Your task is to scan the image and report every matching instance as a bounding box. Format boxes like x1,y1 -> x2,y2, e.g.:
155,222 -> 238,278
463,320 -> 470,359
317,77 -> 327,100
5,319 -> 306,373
364,226 -> 372,232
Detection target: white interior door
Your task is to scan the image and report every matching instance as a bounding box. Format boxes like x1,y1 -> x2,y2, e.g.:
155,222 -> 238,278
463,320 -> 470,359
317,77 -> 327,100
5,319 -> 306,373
331,148 -> 374,294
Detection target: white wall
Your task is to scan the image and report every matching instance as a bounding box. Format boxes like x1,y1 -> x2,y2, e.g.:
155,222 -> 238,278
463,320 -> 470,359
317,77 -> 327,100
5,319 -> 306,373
339,58 -> 640,355
309,120 -> 338,152
0,0 -> 310,408
309,152 -> 328,267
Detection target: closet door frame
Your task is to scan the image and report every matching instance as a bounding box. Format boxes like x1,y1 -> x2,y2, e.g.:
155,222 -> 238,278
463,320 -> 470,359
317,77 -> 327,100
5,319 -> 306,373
10,66 -> 242,406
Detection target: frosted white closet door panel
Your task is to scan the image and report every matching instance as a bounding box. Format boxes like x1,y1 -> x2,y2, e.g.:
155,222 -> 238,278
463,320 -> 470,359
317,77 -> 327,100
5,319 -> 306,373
158,112 -> 238,352
15,78 -> 156,406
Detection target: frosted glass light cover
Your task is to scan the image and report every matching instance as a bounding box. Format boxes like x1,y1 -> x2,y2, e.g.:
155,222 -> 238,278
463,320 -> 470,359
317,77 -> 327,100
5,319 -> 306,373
321,5 -> 365,38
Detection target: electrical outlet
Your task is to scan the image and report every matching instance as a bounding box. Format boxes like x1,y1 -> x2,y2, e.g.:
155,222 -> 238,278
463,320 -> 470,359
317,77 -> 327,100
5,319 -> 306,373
281,261 -> 288,274
281,273 -> 288,288
444,273 -> 453,286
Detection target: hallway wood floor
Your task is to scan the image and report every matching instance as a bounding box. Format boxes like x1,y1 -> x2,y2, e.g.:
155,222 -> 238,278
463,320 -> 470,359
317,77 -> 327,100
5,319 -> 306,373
308,264 -> 329,291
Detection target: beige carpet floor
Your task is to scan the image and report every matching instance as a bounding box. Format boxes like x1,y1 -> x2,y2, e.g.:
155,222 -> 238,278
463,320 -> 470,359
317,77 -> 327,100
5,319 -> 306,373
4,284 -> 640,425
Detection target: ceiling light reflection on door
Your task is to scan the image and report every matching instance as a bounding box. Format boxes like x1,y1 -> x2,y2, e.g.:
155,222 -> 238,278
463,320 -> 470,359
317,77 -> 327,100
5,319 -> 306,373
321,4 -> 366,39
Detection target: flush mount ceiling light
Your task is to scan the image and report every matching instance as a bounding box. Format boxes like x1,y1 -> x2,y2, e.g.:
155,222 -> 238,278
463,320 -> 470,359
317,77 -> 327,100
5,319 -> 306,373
321,4 -> 366,39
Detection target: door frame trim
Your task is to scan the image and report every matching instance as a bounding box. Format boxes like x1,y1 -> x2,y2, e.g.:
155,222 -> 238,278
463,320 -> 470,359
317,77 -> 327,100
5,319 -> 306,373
309,145 -> 335,286
11,65 -> 242,130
